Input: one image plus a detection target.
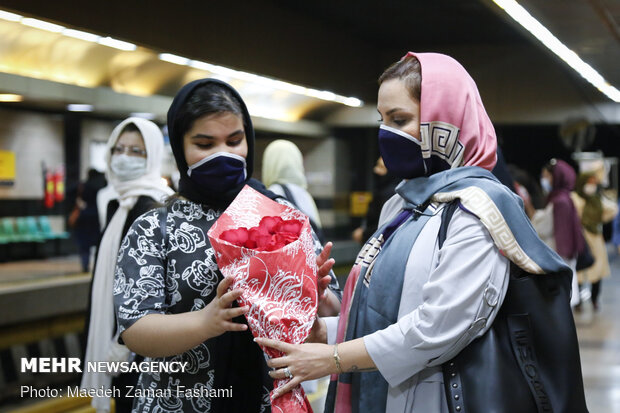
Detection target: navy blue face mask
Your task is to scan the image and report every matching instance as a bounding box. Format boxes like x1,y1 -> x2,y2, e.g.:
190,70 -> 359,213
378,124 -> 427,179
187,152 -> 247,193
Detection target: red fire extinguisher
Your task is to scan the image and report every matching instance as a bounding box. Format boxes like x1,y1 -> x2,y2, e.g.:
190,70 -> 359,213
44,169 -> 55,209
54,165 -> 65,202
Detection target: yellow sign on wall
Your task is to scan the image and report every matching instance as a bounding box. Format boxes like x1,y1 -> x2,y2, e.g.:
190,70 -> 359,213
0,150 -> 16,185
349,191 -> 373,217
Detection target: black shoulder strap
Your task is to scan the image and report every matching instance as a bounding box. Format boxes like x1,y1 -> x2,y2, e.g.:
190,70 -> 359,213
438,200 -> 460,249
279,184 -> 297,208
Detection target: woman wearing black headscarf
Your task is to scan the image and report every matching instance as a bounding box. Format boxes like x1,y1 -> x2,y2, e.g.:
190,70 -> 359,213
113,79 -> 340,412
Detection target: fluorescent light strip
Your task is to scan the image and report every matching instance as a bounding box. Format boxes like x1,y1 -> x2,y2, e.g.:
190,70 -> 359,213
0,94 -> 23,102
130,112 -> 156,120
167,56 -> 363,107
62,28 -> 100,43
0,8 -> 362,107
67,104 -> 93,112
159,53 -> 190,66
0,10 -> 21,21
0,9 -> 134,52
98,36 -> 136,51
21,17 -> 64,33
493,0 -> 620,102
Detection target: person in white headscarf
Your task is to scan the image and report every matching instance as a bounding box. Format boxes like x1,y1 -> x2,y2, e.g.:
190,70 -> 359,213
262,139 -> 323,234
81,117 -> 173,413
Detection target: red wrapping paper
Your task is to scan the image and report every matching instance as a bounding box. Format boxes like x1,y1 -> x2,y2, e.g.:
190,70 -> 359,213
207,185 -> 317,413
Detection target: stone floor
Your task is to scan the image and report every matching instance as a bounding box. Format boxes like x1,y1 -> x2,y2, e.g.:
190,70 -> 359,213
575,247 -> 620,412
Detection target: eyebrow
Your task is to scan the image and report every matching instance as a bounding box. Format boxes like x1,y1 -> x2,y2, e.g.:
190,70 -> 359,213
190,130 -> 245,140
386,108 -> 405,116
376,107 -> 406,117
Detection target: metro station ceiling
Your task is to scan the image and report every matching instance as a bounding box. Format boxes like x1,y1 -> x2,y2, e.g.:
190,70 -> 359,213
0,0 -> 617,123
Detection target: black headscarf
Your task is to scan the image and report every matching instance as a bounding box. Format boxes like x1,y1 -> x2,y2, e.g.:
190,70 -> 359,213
167,78 -> 277,209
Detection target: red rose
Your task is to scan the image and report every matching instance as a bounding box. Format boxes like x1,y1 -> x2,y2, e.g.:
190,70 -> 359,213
275,232 -> 298,246
220,216 -> 301,251
275,219 -> 302,236
254,232 -> 276,250
246,227 -> 266,249
244,239 -> 257,249
220,227 -> 249,247
259,216 -> 283,234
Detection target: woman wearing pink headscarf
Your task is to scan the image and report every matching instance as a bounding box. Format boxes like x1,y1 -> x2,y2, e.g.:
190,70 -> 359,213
256,53 -> 572,412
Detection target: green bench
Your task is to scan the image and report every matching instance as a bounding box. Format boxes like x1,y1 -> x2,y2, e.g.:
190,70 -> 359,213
0,216 -> 71,261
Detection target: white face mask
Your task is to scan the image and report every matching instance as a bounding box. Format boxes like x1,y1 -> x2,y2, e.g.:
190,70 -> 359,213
583,183 -> 597,196
110,154 -> 147,181
540,177 -> 552,194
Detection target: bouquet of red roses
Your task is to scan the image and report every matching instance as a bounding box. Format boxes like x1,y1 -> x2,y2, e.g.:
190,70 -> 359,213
207,185 -> 317,413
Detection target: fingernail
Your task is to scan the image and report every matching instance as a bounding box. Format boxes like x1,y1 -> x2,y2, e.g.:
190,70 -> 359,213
253,337 -> 258,342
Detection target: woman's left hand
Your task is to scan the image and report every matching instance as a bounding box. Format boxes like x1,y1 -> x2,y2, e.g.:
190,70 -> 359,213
255,337 -> 334,398
316,241 -> 335,301
316,242 -> 340,316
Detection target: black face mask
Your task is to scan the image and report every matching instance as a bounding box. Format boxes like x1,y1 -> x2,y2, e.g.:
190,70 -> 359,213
187,152 -> 247,194
378,124 -> 428,179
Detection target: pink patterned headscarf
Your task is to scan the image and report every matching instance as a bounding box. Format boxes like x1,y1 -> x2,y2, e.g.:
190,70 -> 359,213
405,52 -> 497,171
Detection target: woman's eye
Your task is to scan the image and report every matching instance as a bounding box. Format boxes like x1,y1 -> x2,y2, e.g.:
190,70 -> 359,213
227,139 -> 242,147
195,143 -> 213,149
392,119 -> 407,126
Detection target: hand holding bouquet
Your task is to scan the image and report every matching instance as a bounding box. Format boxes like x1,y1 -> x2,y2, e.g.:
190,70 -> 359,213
207,185 -> 317,412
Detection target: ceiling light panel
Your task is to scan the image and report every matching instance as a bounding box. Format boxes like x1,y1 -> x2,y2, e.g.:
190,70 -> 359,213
0,94 -> 23,102
0,10 -> 21,21
67,104 -> 93,112
0,8 -> 363,122
492,0 -> 620,102
62,28 -> 100,43
21,17 -> 64,33
98,36 -> 136,51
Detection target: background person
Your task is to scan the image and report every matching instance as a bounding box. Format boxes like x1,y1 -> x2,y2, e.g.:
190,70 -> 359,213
351,157 -> 400,245
81,118 -> 173,413
507,164 -> 539,218
572,171 -> 618,311
614,201 -> 620,255
535,159 -> 584,307
69,168 -> 106,272
262,139 -> 324,243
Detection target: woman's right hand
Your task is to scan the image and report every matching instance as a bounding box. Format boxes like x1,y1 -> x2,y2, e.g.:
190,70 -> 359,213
202,276 -> 249,339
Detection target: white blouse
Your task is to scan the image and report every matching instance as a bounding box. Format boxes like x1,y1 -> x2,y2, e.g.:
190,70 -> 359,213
326,195 -> 510,412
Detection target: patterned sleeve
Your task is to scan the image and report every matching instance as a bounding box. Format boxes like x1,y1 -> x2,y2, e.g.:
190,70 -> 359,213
113,208 -> 168,337
276,197 -> 342,301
